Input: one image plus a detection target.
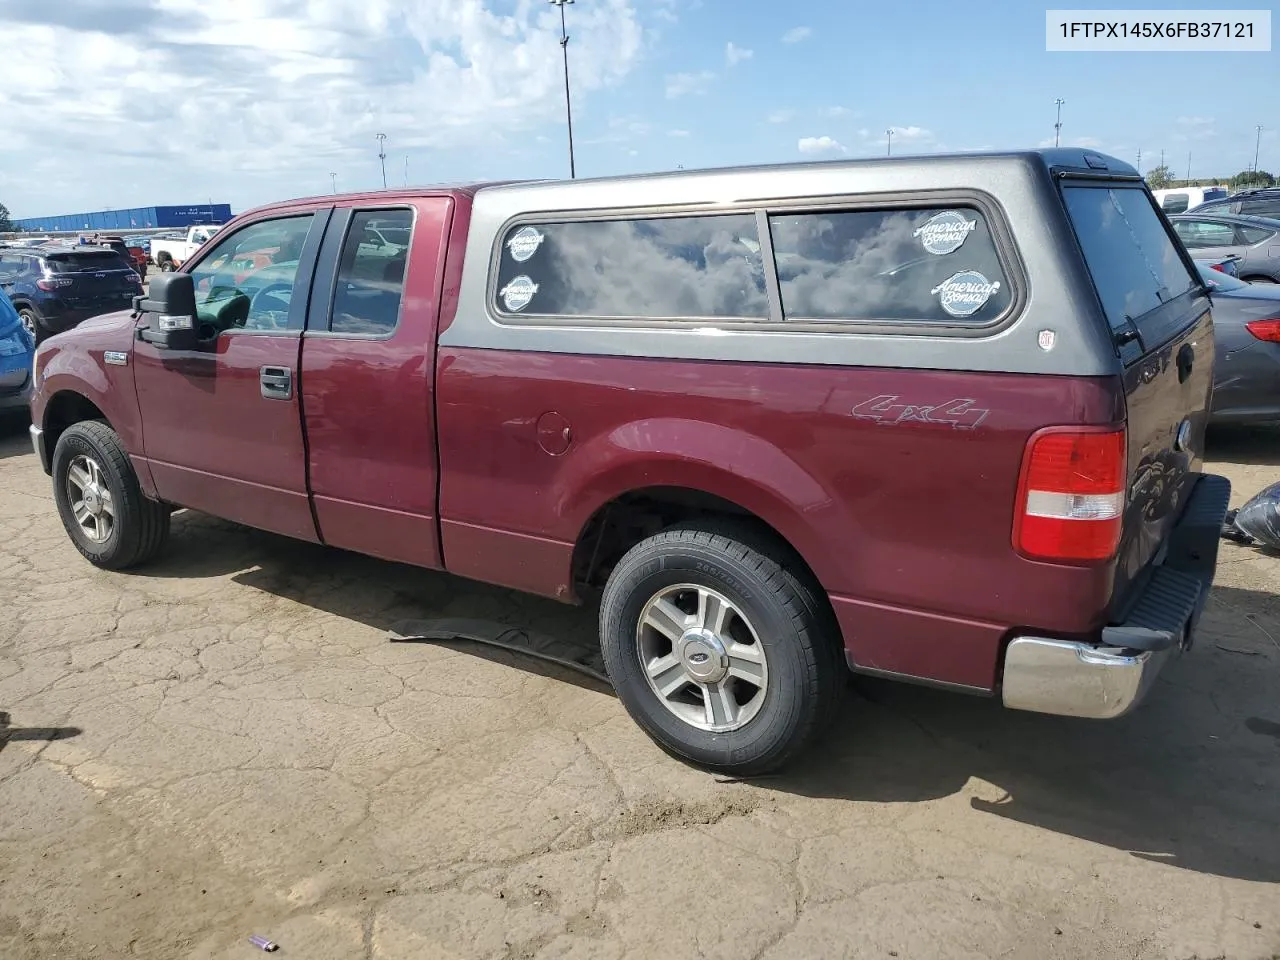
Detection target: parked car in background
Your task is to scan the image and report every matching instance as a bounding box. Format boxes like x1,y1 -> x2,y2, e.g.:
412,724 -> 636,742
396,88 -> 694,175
125,236 -> 153,262
88,235 -> 148,279
1170,213 -> 1280,283
1197,254 -> 1241,278
27,151 -> 1230,774
1152,185 -> 1228,214
151,224 -> 221,272
1196,262 -> 1280,424
0,245 -> 141,344
0,290 -> 35,419
1191,187 -> 1280,219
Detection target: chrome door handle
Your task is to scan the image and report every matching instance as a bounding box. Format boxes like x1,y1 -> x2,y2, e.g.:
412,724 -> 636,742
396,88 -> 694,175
260,365 -> 292,400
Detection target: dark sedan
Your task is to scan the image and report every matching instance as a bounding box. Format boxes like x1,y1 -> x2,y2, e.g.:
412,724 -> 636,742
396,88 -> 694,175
1200,263 -> 1280,424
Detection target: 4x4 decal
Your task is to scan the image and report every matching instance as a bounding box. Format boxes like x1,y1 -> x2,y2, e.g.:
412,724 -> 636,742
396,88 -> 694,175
851,395 -> 990,430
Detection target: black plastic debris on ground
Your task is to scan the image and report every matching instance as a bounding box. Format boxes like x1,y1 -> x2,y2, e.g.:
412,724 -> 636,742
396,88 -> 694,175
1223,481 -> 1280,549
388,618 -> 611,686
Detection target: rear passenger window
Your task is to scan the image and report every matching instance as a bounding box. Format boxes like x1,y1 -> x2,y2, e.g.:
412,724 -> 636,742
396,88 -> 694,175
1062,186 -> 1197,335
493,214 -> 767,319
1161,193 -> 1190,214
768,206 -> 1011,324
1241,198 -> 1280,218
330,210 -> 412,335
1238,225 -> 1277,244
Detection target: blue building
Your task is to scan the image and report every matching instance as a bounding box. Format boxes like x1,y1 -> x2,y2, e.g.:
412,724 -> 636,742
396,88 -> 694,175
14,204 -> 234,233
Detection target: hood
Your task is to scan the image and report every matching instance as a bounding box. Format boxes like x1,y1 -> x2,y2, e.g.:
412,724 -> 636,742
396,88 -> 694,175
77,308 -> 139,331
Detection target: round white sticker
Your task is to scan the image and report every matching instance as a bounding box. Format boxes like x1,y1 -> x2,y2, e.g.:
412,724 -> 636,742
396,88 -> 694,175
930,271 -> 1001,318
500,276 -> 539,312
507,227 -> 544,263
913,211 -> 977,256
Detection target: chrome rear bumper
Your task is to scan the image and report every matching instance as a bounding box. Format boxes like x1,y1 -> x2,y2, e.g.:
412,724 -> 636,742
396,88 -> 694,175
1001,473 -> 1230,720
1002,636 -> 1175,719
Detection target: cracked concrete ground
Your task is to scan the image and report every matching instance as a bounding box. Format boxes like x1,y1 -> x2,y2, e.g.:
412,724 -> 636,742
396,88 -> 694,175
1,418 -> 1279,960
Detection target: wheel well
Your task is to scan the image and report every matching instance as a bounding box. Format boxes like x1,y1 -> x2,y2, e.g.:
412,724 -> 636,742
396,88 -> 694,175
1241,275 -> 1277,283
43,392 -> 107,454
571,486 -> 823,596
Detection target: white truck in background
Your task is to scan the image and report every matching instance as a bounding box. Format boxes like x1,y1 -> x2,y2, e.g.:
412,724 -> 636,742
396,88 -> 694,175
151,224 -> 222,272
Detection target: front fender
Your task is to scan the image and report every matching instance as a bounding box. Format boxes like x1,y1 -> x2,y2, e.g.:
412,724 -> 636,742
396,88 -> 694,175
33,315 -> 150,490
558,417 -> 857,590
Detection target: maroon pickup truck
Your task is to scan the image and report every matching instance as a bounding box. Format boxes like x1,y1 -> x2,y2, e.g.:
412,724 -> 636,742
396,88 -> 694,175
29,151 -> 1230,774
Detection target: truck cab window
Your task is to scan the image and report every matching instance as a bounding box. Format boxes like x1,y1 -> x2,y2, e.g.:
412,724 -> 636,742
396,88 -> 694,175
329,210 -> 413,335
187,214 -> 315,335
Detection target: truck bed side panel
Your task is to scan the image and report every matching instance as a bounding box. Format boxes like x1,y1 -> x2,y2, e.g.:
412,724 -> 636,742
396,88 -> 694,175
436,350 -> 1124,690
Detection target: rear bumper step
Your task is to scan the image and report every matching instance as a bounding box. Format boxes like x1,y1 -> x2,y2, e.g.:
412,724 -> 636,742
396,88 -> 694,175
1002,473 -> 1231,719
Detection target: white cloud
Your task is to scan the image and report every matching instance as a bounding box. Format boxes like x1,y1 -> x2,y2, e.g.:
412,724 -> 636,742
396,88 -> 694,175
665,70 -> 715,99
826,106 -> 855,119
726,41 -> 753,66
781,26 -> 812,43
1177,116 -> 1214,126
768,110 -> 795,124
584,115 -> 652,146
798,136 -> 846,155
0,0 -> 653,216
888,126 -> 932,141
667,129 -> 691,138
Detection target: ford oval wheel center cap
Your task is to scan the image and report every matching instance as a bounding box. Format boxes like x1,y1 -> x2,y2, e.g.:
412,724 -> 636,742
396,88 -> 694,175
677,629 -> 729,683
82,488 -> 103,515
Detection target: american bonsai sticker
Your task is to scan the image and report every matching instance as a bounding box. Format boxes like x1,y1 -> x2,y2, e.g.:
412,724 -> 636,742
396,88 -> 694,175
506,227 -> 544,263
913,211 -> 977,255
931,270 -> 1001,318
500,275 -> 539,312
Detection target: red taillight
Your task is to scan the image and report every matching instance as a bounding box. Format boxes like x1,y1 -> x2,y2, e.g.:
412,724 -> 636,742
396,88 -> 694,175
1245,318 -> 1280,343
1014,428 -> 1126,563
36,277 -> 73,292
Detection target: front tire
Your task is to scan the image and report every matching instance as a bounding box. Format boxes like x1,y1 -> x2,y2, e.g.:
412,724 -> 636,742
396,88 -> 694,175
52,421 -> 170,570
600,524 -> 843,775
158,257 -> 175,273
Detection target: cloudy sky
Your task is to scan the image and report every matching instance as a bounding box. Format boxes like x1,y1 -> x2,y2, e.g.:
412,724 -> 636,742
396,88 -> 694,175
1,0 -> 1276,219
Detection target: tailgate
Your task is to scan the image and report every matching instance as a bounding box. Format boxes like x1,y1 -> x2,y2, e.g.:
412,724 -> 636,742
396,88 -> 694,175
1060,182 -> 1215,614
44,250 -> 139,308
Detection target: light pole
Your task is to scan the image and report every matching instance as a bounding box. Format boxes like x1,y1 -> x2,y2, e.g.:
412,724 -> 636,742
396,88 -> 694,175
886,128 -> 893,156
1255,124 -> 1264,172
375,133 -> 388,189
1054,98 -> 1065,147
549,0 -> 577,179
329,172 -> 337,194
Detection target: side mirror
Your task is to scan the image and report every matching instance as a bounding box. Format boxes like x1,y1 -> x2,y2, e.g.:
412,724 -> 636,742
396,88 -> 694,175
136,272 -> 199,350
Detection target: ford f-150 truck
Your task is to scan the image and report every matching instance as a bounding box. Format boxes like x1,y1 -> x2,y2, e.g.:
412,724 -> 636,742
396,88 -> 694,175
28,151 -> 1230,774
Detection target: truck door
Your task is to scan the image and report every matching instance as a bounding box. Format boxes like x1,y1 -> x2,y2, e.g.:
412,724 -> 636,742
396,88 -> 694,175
298,199 -> 452,569
132,208 -> 331,541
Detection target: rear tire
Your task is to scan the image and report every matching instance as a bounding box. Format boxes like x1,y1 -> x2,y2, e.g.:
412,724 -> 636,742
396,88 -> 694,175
52,421 -> 170,570
600,523 -> 844,775
158,257 -> 175,273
